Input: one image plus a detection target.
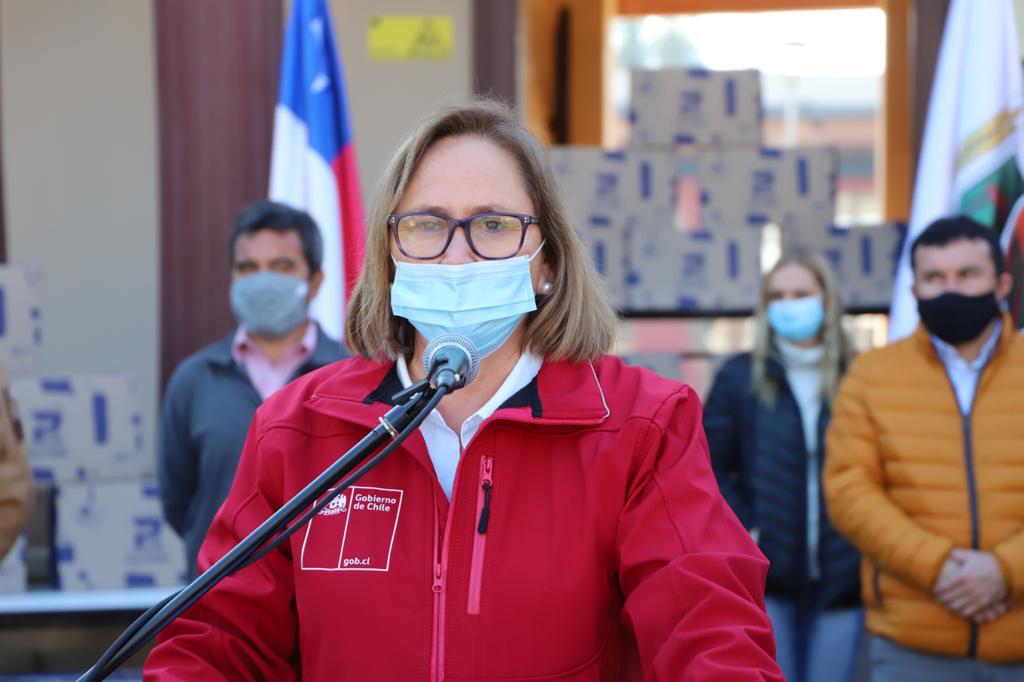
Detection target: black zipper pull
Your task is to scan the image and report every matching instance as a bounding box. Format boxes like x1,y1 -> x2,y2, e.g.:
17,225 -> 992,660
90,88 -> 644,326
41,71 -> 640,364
477,481 -> 492,534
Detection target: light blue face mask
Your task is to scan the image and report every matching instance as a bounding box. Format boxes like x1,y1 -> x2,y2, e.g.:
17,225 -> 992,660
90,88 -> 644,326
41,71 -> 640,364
230,271 -> 310,339
766,296 -> 825,343
391,243 -> 544,359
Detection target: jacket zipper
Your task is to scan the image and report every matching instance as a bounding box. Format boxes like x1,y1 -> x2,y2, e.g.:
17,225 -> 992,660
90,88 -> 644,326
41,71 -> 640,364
871,565 -> 883,607
961,413 -> 980,659
467,456 -> 494,615
431,450 -> 474,682
936,344 -> 994,660
431,501 -> 443,682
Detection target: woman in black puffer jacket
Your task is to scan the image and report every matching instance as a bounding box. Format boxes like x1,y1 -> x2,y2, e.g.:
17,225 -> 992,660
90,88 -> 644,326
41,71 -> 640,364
703,253 -> 861,682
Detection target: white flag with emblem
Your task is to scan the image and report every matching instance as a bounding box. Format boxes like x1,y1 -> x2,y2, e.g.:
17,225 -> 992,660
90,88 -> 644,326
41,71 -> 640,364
888,0 -> 1024,340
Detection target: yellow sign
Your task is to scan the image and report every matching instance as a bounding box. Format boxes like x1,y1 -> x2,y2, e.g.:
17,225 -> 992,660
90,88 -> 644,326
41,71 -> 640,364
368,16 -> 453,61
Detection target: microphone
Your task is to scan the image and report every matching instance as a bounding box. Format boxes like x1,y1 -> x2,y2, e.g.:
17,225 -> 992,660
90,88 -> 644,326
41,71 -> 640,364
423,333 -> 480,391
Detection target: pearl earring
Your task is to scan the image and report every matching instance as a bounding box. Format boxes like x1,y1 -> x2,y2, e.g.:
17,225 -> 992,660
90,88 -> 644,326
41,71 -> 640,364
541,281 -> 553,294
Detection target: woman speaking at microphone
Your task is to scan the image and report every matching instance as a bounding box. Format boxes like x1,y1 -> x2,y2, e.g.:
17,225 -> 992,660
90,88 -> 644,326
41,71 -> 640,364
145,99 -> 781,681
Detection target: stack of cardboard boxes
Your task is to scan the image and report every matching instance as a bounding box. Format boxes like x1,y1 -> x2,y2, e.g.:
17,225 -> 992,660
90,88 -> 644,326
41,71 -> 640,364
551,67 -> 903,381
0,266 -> 184,594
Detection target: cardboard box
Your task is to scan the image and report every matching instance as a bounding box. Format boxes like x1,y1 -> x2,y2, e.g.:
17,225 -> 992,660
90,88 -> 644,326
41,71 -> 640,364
549,147 -> 677,308
55,478 -> 186,590
0,266 -> 43,377
549,146 -> 677,220
588,203 -> 679,309
693,147 -> 837,231
0,534 -> 28,593
783,223 -> 906,308
629,68 -> 762,148
626,221 -> 762,312
10,374 -> 145,484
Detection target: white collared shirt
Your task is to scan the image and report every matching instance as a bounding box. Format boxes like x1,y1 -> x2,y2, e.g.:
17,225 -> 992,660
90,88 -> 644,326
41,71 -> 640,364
396,351 -> 543,498
930,319 -> 1002,415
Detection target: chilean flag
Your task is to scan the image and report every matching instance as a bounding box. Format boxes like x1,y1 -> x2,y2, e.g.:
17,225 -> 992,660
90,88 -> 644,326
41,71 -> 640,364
270,0 -> 364,340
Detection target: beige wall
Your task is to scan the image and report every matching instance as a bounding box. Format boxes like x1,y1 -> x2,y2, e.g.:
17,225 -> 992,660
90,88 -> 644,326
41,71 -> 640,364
0,0 -> 160,469
328,0 -> 473,201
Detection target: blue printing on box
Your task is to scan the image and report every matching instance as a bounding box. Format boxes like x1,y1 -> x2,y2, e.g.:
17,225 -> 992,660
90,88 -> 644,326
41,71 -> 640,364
133,517 -> 163,552
676,297 -> 700,310
126,573 -> 156,588
682,252 -> 706,276
797,158 -> 809,196
92,392 -> 108,445
727,242 -> 740,279
861,234 -> 873,275
724,79 -> 735,116
595,171 -> 618,197
685,68 -> 711,78
593,243 -> 607,275
142,481 -> 159,498
602,150 -> 627,162
640,162 -> 651,199
824,247 -> 843,273
674,134 -> 697,145
628,108 -> 637,124
56,544 -> 74,563
32,307 -> 42,345
32,467 -> 55,483
625,271 -> 640,286
760,148 -> 782,160
690,230 -> 713,242
752,170 -> 775,202
747,214 -> 770,225
589,215 -> 612,228
682,91 -> 703,118
30,409 -> 63,447
41,378 -> 73,393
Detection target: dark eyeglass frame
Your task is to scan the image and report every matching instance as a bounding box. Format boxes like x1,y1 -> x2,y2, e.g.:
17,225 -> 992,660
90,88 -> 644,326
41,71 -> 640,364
387,211 -> 540,260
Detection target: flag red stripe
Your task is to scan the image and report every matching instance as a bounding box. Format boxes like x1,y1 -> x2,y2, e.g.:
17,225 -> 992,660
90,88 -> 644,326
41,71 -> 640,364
332,144 -> 365,305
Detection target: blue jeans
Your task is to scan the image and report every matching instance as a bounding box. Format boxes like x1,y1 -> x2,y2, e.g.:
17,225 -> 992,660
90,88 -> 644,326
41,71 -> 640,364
870,635 -> 1024,682
766,595 -> 863,682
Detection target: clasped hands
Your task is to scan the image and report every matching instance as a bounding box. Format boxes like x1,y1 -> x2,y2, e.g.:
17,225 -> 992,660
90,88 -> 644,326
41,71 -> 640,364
933,548 -> 1014,623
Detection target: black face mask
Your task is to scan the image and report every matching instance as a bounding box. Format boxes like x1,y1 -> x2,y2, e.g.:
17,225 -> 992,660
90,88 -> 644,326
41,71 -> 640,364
917,290 -> 1001,345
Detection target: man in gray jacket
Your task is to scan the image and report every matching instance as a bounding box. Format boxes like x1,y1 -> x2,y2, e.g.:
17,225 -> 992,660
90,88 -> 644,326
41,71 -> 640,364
158,201 -> 347,579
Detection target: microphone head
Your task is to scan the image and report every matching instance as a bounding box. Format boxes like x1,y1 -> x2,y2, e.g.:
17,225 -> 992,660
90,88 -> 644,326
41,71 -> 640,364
423,333 -> 481,387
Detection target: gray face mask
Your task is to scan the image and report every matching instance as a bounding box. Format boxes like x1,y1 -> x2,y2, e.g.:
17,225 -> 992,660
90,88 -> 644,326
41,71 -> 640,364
230,271 -> 309,339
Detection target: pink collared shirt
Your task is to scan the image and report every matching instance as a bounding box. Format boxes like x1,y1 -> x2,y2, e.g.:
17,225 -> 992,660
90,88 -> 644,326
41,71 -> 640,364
231,321 -> 317,401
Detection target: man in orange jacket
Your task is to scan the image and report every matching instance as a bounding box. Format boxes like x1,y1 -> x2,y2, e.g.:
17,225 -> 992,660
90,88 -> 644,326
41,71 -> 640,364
824,215 -> 1024,680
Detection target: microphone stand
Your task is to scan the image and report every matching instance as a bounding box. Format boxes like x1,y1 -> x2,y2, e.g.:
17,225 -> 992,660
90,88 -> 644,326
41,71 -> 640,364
79,379 -> 446,681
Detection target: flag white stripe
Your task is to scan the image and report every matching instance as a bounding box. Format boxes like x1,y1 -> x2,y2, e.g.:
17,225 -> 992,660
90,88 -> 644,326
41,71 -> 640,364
269,105 -> 345,339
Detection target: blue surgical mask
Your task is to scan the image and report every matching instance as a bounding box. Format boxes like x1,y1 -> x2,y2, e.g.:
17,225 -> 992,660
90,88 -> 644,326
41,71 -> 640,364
390,243 -> 544,358
767,296 -> 825,343
230,271 -> 310,339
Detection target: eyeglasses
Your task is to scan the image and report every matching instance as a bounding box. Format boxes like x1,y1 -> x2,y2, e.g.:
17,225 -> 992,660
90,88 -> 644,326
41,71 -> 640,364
388,211 -> 540,260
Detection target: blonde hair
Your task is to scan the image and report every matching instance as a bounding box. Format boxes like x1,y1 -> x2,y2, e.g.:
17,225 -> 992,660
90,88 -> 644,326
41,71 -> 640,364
752,253 -> 851,406
344,98 -> 618,362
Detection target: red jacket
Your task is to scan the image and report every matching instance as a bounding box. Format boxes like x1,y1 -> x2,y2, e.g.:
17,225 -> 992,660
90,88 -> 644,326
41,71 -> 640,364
144,355 -> 780,681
